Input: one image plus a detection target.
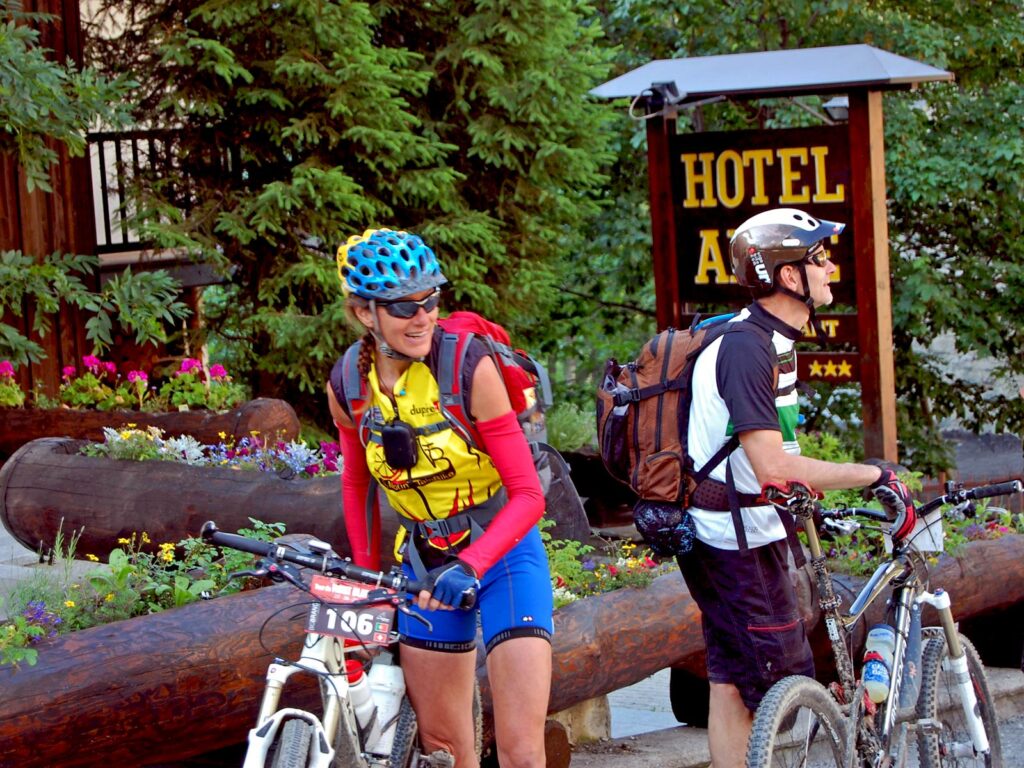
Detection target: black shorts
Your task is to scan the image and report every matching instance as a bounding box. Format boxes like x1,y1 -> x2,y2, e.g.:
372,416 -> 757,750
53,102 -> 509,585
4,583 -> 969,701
677,538 -> 814,712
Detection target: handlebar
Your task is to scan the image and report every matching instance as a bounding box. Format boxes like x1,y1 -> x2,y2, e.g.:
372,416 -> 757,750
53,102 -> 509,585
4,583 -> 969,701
200,521 -> 477,610
764,478 -> 1023,524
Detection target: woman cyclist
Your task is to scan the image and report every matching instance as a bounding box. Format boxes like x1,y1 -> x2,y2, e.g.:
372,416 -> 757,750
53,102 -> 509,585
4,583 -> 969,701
326,228 -> 553,768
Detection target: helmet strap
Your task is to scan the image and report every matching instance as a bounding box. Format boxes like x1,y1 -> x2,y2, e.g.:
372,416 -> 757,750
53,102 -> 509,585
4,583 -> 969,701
775,263 -> 821,334
368,300 -> 427,363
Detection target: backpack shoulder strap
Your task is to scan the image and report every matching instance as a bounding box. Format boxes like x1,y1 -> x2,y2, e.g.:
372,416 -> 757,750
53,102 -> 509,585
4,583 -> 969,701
436,330 -> 483,449
330,341 -> 367,420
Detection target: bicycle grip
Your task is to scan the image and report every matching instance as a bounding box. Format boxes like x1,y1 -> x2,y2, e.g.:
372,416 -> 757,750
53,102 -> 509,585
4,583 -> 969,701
964,480 -> 1023,500
200,521 -> 273,557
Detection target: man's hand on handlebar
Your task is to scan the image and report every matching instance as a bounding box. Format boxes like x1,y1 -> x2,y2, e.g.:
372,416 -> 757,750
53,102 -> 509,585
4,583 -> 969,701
867,468 -> 917,541
420,559 -> 479,612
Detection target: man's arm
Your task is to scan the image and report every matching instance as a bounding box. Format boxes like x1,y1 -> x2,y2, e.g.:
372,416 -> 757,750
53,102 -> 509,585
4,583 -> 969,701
739,429 -> 883,491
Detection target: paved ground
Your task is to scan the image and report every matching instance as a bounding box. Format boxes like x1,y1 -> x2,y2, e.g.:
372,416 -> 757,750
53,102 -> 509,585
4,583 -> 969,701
574,667 -> 1024,767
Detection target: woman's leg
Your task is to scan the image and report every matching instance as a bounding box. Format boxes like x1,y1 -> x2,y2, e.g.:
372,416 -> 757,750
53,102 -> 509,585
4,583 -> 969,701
401,644 -> 480,768
487,635 -> 552,768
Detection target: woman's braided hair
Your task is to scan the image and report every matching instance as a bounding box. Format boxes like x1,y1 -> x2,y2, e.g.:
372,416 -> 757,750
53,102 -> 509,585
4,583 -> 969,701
356,331 -> 375,381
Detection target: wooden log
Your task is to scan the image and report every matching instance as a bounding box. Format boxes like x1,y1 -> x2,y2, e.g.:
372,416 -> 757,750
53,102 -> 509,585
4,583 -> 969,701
0,437 -> 591,561
0,536 -> 1021,767
0,398 -> 301,460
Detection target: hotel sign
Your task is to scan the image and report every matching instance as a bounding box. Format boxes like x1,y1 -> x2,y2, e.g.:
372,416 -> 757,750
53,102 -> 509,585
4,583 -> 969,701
670,125 -> 854,306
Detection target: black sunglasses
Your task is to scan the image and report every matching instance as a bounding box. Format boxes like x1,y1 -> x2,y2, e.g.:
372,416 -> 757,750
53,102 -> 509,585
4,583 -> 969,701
376,288 -> 442,319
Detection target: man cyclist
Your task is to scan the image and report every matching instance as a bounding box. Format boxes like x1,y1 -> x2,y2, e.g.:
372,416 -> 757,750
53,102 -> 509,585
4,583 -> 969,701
677,208 -> 916,768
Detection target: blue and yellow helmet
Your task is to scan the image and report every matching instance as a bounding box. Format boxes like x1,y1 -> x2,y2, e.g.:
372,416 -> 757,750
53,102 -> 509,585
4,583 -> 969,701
337,228 -> 447,300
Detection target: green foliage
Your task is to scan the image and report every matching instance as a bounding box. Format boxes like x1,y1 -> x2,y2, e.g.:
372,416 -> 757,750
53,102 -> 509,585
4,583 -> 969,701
1,518 -> 285,666
83,0 -> 616,426
0,250 -> 191,367
0,1 -> 135,192
545,402 -> 597,452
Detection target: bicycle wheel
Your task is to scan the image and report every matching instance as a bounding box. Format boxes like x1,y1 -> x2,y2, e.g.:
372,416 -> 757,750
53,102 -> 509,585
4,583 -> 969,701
917,633 -> 1002,768
270,718 -> 312,768
746,675 -> 847,768
389,695 -> 419,768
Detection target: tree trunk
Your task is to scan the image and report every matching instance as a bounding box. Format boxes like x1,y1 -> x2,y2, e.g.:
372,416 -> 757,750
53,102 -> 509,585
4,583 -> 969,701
1,536 -> 1020,767
0,437 -> 590,562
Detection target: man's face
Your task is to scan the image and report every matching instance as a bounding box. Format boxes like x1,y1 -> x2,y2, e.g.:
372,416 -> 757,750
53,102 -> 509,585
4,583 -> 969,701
801,243 -> 837,308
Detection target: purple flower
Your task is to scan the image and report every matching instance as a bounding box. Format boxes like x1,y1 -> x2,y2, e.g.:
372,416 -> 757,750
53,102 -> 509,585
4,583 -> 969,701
209,364 -> 228,380
127,370 -> 148,383
62,365 -> 77,380
582,558 -> 596,571
102,361 -> 117,376
82,354 -> 101,372
0,360 -> 14,378
304,463 -> 320,475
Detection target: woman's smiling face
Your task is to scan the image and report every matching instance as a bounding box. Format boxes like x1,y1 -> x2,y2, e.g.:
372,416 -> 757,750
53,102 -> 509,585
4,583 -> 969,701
356,288 -> 440,359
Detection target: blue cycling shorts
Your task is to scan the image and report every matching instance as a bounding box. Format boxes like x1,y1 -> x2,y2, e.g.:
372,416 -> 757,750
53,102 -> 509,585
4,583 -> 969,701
397,526 -> 554,654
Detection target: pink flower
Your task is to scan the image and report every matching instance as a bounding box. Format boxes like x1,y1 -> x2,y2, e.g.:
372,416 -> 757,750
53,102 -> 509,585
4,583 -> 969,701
102,361 -> 117,376
0,360 -> 14,378
127,370 -> 148,383
82,354 -> 100,372
61,366 -> 77,380
304,464 -> 320,475
178,358 -> 202,375
209,364 -> 228,380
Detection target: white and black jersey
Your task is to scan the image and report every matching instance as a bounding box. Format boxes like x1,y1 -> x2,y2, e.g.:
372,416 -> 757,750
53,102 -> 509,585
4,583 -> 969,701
687,303 -> 803,549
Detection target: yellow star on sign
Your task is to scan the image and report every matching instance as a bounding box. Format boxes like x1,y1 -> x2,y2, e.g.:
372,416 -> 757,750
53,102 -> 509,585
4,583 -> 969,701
824,360 -> 838,377
809,360 -> 824,377
838,361 -> 853,378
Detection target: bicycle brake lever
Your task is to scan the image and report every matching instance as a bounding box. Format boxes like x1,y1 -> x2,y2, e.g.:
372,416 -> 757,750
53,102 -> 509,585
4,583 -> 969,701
823,518 -> 859,536
397,602 -> 434,633
227,567 -> 270,581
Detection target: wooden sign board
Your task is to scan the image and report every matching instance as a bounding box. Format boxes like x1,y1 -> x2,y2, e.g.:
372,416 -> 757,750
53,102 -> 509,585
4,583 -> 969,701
797,352 -> 860,383
680,313 -> 859,346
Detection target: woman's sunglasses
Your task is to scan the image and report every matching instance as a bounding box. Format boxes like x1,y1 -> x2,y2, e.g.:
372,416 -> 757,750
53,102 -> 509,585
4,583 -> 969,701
376,288 -> 442,319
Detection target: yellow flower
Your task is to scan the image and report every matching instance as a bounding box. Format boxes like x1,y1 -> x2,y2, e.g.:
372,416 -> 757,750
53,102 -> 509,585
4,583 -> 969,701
64,600 -> 76,608
118,537 -> 131,545
161,550 -> 174,563
141,532 -> 151,544
105,593 -> 115,602
127,423 -> 137,428
120,431 -> 133,439
86,554 -> 100,562
218,431 -> 227,440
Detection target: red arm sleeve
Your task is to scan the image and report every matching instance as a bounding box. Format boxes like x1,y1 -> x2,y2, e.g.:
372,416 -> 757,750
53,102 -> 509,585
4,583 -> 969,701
457,410 -> 544,577
337,422 -> 381,570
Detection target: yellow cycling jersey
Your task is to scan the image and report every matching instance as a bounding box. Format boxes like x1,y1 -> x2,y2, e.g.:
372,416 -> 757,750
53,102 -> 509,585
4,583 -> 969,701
362,358 -> 503,556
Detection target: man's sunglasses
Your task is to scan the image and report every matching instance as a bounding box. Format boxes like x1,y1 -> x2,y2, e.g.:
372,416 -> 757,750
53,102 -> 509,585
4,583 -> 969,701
803,247 -> 830,268
376,288 -> 442,319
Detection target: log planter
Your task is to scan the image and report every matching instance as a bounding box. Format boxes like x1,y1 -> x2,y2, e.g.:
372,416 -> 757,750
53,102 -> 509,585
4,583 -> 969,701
1,535 -> 1021,767
0,437 -> 591,564
0,398 -> 301,462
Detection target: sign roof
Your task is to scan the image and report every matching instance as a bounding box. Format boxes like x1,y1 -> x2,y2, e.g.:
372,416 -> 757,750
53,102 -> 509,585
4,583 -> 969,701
590,44 -> 953,101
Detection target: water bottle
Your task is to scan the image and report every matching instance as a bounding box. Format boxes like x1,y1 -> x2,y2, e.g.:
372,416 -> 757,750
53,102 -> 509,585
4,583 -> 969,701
346,659 -> 381,747
862,623 -> 896,704
365,652 -> 407,756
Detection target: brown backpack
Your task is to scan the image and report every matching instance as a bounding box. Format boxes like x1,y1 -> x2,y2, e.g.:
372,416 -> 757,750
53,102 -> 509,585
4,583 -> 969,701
595,313 -> 773,506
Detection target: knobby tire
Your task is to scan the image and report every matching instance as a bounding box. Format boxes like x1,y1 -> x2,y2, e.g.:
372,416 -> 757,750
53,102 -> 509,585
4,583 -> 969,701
389,696 -> 419,768
745,675 -> 846,768
270,718 -> 312,768
917,633 -> 1002,768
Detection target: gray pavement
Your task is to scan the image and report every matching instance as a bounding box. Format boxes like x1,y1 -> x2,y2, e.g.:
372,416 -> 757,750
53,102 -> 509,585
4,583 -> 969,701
572,666 -> 1024,767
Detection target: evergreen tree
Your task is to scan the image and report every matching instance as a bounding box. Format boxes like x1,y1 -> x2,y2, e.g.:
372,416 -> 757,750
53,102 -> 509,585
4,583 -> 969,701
85,0 -> 616,419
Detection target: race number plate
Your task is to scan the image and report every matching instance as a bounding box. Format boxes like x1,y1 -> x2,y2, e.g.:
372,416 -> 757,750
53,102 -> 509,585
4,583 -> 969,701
306,574 -> 396,645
